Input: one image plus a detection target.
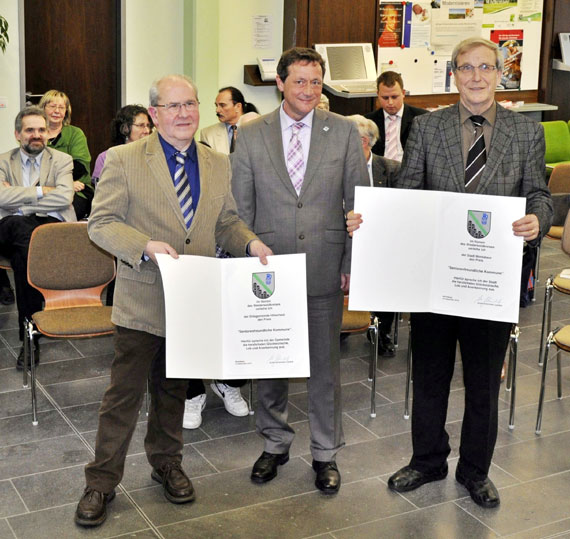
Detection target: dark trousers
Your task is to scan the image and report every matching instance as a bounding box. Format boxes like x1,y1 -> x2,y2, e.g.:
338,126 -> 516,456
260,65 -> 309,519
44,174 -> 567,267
0,268 -> 10,287
409,313 -> 511,481
186,378 -> 246,399
374,311 -> 394,335
85,326 -> 188,492
0,214 -> 59,340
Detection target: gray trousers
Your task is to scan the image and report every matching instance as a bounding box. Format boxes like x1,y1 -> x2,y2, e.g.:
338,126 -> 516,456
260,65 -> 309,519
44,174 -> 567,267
85,326 -> 188,493
255,290 -> 345,462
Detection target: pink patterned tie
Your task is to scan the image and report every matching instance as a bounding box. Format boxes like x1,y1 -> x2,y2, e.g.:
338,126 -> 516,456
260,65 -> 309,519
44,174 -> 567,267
384,114 -> 400,161
287,122 -> 305,194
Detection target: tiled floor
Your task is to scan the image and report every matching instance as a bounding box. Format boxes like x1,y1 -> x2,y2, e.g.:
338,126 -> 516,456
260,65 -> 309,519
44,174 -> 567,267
0,237 -> 569,538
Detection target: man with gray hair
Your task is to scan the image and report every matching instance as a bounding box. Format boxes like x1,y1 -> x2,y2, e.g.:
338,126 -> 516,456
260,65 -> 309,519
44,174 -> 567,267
0,106 -> 75,369
75,74 -> 272,528
349,37 -> 552,508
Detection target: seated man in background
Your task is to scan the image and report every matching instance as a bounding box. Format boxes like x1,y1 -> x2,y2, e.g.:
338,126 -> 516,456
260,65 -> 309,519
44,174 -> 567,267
0,106 -> 75,369
348,114 -> 400,356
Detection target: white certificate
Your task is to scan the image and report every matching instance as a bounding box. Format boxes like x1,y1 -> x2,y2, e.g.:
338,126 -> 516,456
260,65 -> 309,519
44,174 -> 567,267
157,253 -> 310,379
349,187 -> 526,323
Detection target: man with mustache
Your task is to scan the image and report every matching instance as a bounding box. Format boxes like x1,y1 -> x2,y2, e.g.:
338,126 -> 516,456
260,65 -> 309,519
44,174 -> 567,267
0,106 -> 75,369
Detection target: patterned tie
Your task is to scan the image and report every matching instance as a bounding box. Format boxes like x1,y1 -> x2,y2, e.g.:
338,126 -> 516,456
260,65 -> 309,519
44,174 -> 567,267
174,151 -> 194,228
465,115 -> 486,188
29,156 -> 40,185
229,125 -> 237,153
384,115 -> 400,161
287,122 -> 304,194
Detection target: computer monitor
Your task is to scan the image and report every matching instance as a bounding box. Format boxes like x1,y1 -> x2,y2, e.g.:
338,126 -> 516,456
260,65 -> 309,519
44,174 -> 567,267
315,43 -> 377,85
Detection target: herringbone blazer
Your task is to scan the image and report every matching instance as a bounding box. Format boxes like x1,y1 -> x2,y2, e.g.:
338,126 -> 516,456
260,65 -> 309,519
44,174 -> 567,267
88,131 -> 257,337
394,103 -> 553,237
231,107 -> 369,297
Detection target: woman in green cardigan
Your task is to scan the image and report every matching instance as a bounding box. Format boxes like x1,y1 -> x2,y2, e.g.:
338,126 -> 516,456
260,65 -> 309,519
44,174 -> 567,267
39,90 -> 94,219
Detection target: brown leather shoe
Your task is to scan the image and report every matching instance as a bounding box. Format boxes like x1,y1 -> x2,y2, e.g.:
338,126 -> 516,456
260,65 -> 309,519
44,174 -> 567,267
151,462 -> 195,504
312,460 -> 341,494
74,487 -> 115,527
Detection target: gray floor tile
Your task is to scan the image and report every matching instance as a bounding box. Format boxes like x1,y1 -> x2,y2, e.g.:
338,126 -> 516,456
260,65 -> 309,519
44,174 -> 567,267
0,519 -> 14,539
35,354 -> 114,385
0,410 -> 74,447
157,478 -> 413,538
0,481 -> 26,519
0,388 -> 53,419
43,376 -> 111,408
0,348 -> 17,370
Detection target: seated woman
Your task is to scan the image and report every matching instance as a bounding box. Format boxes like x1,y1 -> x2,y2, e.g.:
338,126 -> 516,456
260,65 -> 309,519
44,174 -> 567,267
39,90 -> 93,220
92,104 -> 153,185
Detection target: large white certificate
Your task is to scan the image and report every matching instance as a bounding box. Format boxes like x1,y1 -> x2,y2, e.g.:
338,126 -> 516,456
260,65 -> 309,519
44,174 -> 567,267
157,253 -> 310,379
349,187 -> 526,323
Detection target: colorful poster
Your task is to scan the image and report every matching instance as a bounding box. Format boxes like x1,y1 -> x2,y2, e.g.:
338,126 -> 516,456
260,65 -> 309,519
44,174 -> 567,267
483,0 -> 518,15
490,29 -> 523,89
378,2 -> 404,48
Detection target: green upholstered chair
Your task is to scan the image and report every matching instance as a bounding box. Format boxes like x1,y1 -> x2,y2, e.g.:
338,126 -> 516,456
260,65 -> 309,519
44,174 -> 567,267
541,121 -> 570,176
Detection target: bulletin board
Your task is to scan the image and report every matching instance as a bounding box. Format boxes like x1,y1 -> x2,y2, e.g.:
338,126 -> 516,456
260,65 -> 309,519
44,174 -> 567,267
376,0 -> 544,96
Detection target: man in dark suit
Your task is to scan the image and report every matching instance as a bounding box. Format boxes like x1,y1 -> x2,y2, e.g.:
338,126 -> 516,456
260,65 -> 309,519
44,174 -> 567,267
232,47 -> 369,494
75,75 -> 271,528
365,71 -> 427,160
0,106 -> 75,369
348,114 -> 400,356
349,37 -> 552,508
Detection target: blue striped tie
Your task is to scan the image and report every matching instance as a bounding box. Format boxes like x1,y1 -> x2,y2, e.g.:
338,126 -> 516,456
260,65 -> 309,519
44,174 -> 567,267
174,151 -> 194,228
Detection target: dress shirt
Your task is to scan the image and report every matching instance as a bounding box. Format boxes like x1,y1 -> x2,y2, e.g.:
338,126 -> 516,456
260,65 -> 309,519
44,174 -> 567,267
158,134 -> 200,218
383,107 -> 404,162
279,103 -> 314,181
366,152 -> 374,186
459,101 -> 497,169
19,149 -> 63,221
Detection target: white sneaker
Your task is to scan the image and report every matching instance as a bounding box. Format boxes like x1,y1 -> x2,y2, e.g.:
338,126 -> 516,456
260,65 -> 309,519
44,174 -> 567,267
183,393 -> 206,429
210,382 -> 249,417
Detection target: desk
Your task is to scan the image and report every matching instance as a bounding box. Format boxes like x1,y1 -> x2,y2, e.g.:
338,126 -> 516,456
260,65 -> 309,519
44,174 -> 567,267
511,103 -> 559,121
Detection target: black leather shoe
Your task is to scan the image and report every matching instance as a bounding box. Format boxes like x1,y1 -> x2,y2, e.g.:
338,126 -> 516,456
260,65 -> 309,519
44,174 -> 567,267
75,487 -> 115,527
0,286 -> 15,305
312,460 -> 341,494
251,451 -> 289,484
388,464 -> 448,492
151,462 -> 195,504
456,470 -> 500,508
15,342 -> 40,371
378,332 -> 396,357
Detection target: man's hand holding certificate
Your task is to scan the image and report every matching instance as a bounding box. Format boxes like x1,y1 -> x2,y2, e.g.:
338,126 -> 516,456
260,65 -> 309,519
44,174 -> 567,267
349,187 -> 526,323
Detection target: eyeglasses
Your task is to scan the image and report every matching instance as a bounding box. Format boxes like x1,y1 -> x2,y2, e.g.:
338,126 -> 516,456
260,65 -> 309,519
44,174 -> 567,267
292,79 -> 323,89
132,122 -> 152,129
455,63 -> 498,74
45,103 -> 66,111
154,101 -> 199,113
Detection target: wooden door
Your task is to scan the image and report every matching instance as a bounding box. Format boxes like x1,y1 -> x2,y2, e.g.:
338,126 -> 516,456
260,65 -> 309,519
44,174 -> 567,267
24,0 -> 120,168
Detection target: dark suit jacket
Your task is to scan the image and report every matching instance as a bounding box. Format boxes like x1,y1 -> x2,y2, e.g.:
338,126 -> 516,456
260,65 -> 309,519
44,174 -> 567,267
366,104 -> 428,157
231,108 -> 369,296
371,154 -> 400,187
394,102 -> 553,240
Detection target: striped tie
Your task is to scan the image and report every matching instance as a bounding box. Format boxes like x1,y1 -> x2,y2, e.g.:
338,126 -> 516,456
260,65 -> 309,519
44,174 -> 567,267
287,122 -> 304,194
174,151 -> 194,228
384,115 -> 400,161
465,115 -> 486,188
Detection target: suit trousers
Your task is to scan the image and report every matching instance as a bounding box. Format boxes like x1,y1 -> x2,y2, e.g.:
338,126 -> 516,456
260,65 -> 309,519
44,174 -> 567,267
409,313 -> 511,481
255,290 -> 344,462
85,326 -> 188,493
0,214 -> 59,340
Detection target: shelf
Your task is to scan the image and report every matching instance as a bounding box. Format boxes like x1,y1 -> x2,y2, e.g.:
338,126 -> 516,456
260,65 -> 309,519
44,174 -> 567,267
243,65 -> 276,86
552,59 -> 570,72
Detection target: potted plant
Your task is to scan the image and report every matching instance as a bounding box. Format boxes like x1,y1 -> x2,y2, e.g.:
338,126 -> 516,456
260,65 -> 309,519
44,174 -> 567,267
0,14 -> 9,53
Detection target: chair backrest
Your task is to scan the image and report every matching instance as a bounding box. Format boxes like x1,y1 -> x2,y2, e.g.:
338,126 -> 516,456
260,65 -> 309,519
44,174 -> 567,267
563,209 -> 570,256
27,222 -> 116,310
541,121 -> 570,163
548,163 -> 570,194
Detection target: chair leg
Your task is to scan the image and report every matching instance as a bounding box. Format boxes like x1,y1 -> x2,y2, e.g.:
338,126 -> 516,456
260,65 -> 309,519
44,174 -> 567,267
534,243 -> 540,286
404,321 -> 412,420
369,316 -> 378,418
22,324 -> 29,389
538,277 -> 553,367
25,319 -> 39,426
536,330 -> 556,434
248,379 -> 255,415
507,325 -> 519,430
556,345 -> 563,400
145,379 -> 150,417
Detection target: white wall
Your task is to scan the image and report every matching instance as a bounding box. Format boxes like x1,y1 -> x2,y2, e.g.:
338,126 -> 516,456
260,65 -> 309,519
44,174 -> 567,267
123,0 -> 184,107
0,0 -> 21,151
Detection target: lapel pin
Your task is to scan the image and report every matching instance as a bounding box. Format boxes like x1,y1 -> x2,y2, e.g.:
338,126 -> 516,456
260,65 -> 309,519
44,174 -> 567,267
323,126 -> 329,132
